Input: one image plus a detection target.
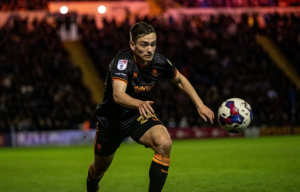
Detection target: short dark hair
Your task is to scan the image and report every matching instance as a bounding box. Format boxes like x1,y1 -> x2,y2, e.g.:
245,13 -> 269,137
130,22 -> 156,42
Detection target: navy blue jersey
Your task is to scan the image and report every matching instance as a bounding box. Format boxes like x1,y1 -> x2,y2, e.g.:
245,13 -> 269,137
96,48 -> 177,122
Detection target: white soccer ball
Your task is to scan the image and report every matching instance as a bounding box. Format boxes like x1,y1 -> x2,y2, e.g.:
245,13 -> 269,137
217,98 -> 253,133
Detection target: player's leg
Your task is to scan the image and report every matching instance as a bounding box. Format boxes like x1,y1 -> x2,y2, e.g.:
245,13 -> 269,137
87,153 -> 115,192
86,116 -> 125,192
139,125 -> 172,192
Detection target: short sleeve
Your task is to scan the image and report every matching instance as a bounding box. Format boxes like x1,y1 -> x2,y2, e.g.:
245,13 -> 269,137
110,59 -> 130,84
163,58 -> 178,79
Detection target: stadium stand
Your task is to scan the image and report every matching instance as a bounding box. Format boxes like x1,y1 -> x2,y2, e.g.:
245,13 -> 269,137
173,0 -> 300,7
0,0 -> 48,11
0,0 -> 144,11
78,13 -> 299,128
1,0 -> 299,11
0,17 -> 95,133
264,13 -> 300,75
1,3 -> 300,132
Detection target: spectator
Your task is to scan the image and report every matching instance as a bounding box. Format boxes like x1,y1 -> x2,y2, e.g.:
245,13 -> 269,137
0,17 -> 95,133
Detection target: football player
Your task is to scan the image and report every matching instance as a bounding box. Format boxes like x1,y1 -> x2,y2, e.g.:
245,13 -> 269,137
86,22 -> 214,192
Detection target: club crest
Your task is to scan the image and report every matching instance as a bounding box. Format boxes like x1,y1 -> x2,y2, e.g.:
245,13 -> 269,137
152,69 -> 158,77
133,72 -> 138,78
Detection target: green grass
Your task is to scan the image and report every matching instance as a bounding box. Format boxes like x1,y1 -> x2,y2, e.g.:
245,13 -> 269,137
0,136 -> 300,192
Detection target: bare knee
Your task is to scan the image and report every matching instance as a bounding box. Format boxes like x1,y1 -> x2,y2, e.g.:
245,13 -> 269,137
153,137 -> 172,158
139,125 -> 172,158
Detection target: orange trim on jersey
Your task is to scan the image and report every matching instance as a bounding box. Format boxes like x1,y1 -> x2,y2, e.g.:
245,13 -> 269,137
172,68 -> 178,79
112,77 -> 128,84
152,118 -> 159,121
161,169 -> 168,174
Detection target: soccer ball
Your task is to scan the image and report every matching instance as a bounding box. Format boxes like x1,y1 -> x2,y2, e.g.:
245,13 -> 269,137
218,98 -> 253,133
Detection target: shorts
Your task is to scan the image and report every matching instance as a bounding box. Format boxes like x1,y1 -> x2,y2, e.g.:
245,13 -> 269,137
93,113 -> 164,156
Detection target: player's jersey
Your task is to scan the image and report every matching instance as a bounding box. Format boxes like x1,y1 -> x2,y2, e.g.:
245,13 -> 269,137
95,48 -> 177,122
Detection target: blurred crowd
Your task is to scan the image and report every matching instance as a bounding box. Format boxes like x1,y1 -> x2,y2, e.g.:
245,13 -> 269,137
0,17 -> 95,133
263,13 -> 300,75
79,13 -> 299,128
1,0 -> 300,11
0,0 -> 48,11
0,0 -> 144,11
1,11 -> 300,133
174,0 -> 300,7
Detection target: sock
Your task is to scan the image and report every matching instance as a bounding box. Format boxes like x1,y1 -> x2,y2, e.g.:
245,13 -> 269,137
86,164 -> 103,192
149,153 -> 170,192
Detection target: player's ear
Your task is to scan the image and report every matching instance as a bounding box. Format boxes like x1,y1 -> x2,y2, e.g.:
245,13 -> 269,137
129,41 -> 135,51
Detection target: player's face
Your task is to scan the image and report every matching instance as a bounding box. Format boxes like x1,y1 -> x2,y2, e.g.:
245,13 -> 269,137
130,33 -> 156,64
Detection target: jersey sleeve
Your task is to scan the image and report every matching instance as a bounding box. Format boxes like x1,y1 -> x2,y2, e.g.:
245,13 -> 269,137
110,58 -> 131,84
163,58 -> 178,79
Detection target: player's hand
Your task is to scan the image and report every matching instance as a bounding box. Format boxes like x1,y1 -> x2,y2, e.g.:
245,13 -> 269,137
138,101 -> 155,119
197,104 -> 214,124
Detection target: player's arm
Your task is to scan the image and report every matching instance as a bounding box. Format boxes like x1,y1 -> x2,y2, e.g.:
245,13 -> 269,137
112,80 -> 154,118
172,71 -> 214,124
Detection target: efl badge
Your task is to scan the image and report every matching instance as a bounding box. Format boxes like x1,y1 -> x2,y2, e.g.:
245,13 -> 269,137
152,69 -> 158,77
117,60 -> 128,70
133,72 -> 138,78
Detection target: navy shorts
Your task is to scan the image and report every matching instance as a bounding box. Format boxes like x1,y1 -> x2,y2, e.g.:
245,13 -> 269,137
93,113 -> 164,156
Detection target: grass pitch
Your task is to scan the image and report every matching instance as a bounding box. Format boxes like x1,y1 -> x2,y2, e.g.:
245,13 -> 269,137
0,136 -> 299,192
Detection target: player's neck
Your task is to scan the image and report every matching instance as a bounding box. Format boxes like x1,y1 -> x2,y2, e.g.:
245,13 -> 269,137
133,55 -> 148,66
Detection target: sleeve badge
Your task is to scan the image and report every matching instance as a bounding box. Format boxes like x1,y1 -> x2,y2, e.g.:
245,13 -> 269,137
117,60 -> 128,70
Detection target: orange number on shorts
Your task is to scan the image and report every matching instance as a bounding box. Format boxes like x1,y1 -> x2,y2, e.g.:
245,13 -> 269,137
137,114 -> 158,124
